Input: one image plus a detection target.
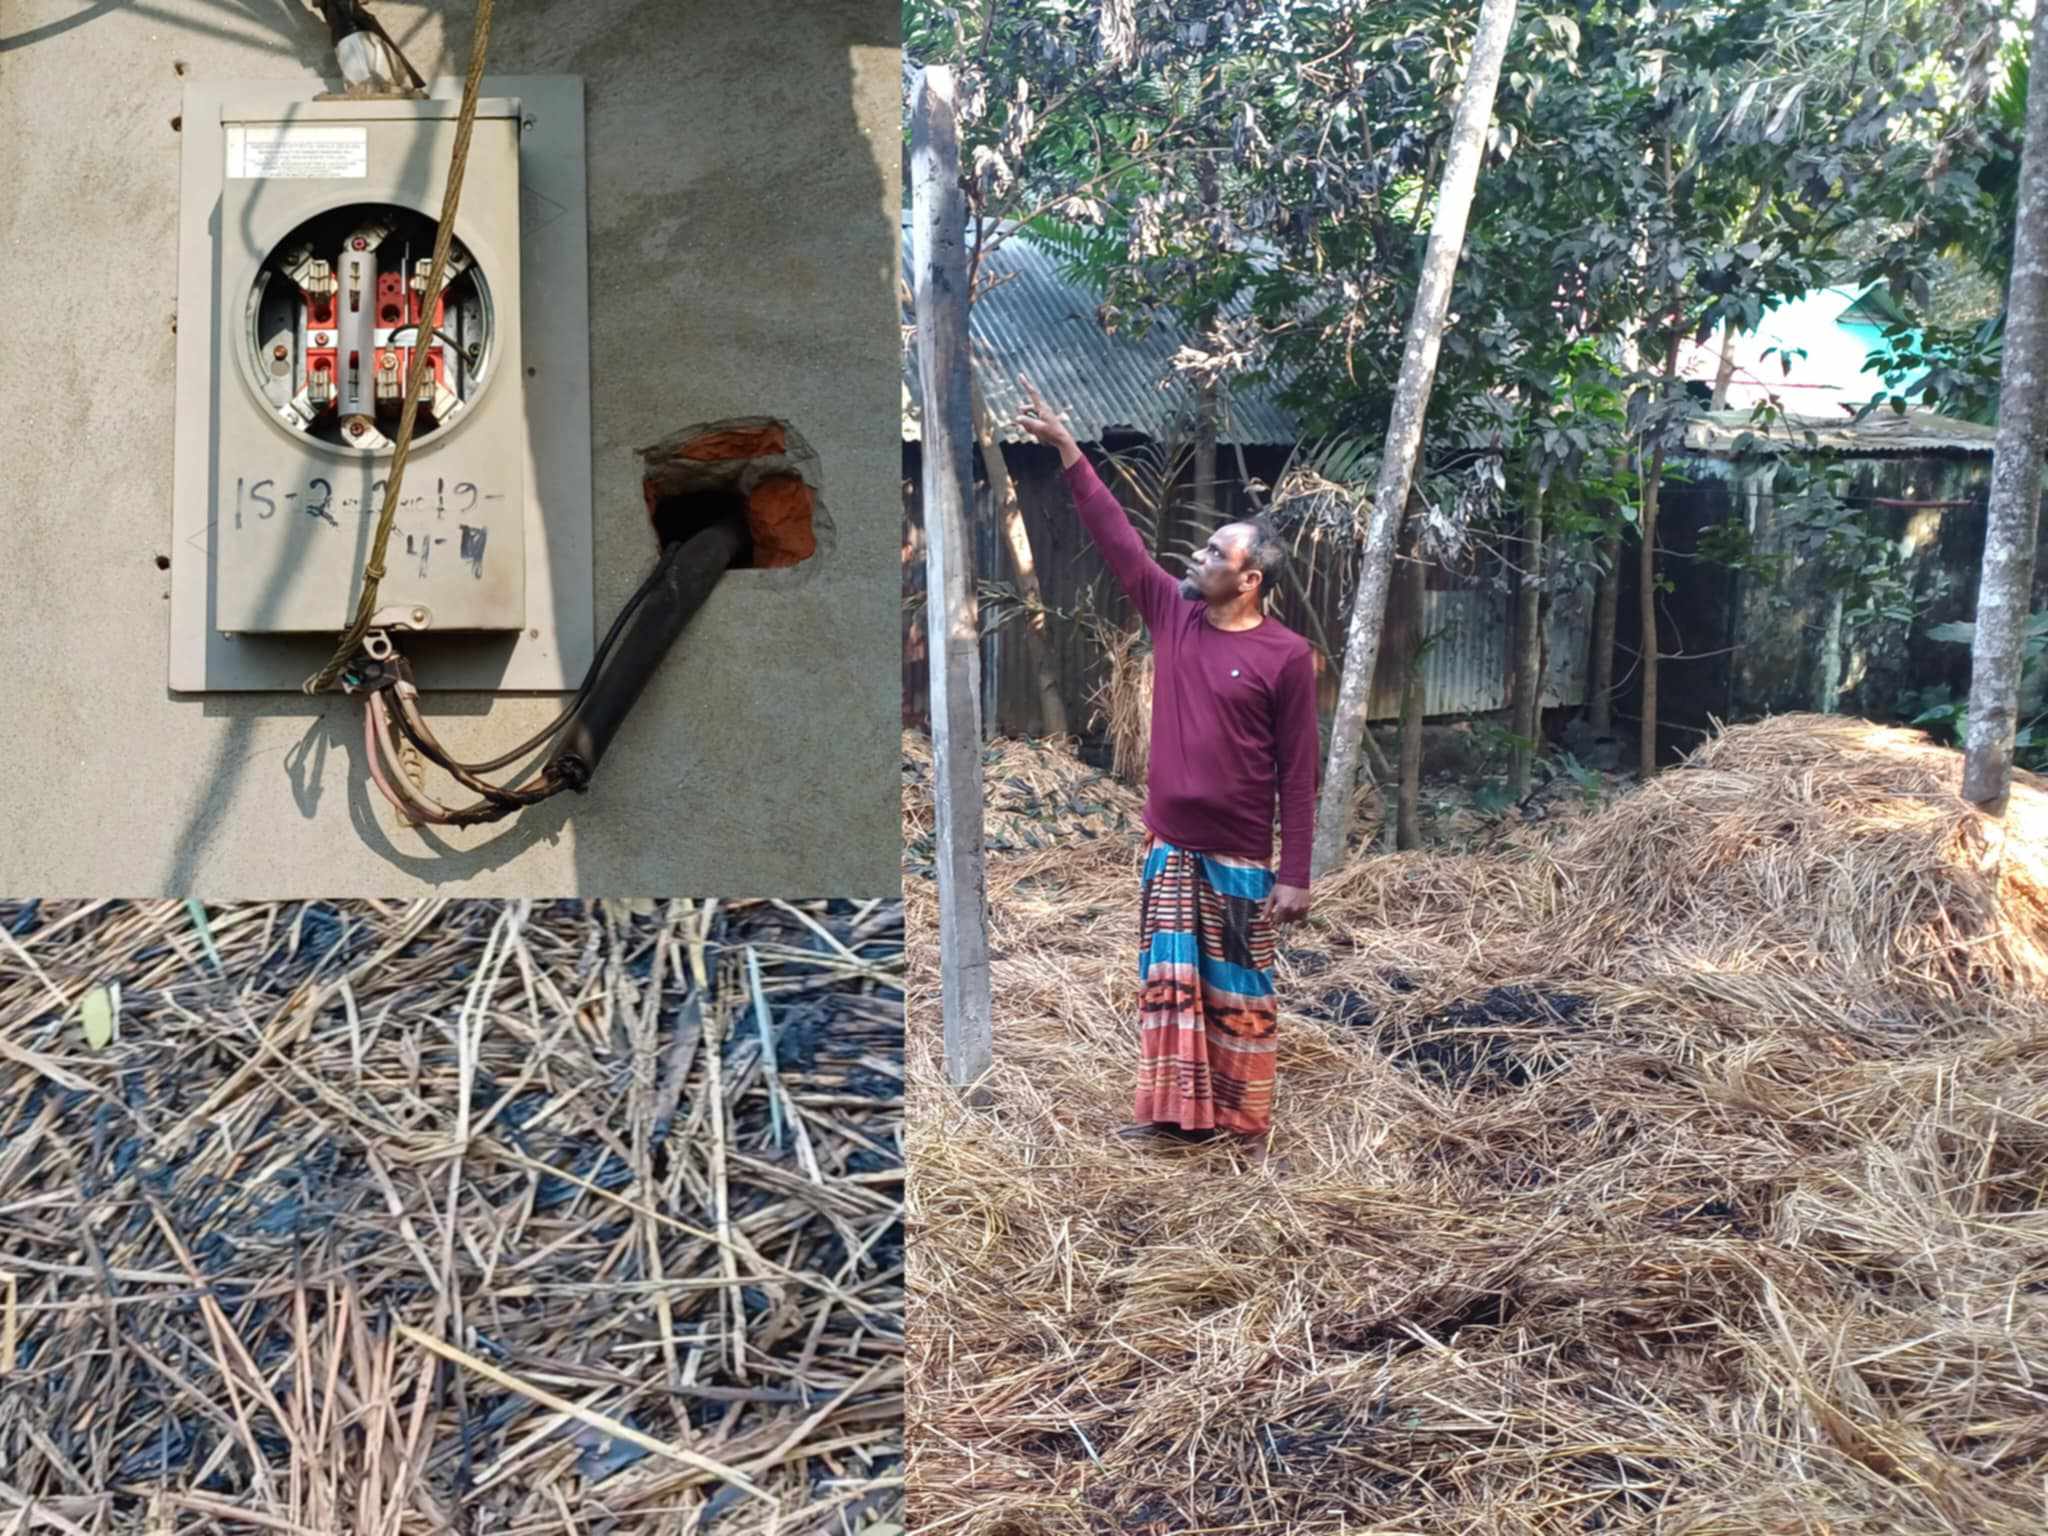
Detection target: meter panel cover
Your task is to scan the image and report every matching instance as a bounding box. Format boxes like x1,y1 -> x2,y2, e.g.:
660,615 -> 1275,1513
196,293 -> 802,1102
212,101 -> 526,635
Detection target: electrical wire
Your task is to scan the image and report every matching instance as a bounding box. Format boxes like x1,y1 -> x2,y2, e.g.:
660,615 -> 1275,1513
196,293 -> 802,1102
317,2 -> 427,92
355,513 -> 753,829
365,684 -> 554,827
387,684 -> 559,807
389,326 -> 476,364
355,7 -> 428,92
304,0 -> 496,695
381,548 -> 666,778
356,546 -> 680,824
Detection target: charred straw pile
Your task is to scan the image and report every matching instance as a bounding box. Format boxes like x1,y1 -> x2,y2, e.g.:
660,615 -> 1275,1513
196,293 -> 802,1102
904,715 -> 2048,1535
0,899 -> 903,1536
903,736 -> 1142,863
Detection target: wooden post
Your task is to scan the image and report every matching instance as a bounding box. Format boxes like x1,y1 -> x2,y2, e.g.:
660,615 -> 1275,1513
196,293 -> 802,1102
911,67 -> 994,1091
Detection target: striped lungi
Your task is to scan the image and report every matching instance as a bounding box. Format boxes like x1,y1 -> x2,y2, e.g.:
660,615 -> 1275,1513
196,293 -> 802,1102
1132,836 -> 1279,1135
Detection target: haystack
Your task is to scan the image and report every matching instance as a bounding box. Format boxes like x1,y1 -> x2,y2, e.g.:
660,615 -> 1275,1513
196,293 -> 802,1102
0,899 -> 903,1535
903,735 -> 1142,863
1084,626 -> 1153,790
904,714 -> 2048,1535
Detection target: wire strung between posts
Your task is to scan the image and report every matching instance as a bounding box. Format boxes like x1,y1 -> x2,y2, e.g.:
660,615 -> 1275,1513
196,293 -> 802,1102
303,0 -> 497,696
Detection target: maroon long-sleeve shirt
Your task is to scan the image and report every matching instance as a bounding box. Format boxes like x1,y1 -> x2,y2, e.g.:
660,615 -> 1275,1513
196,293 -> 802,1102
1066,455 -> 1321,887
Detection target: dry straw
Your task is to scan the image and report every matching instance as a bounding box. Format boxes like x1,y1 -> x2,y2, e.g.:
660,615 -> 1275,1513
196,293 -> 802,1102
0,898 -> 904,1535
1085,626 -> 1153,791
905,714 -> 2048,1535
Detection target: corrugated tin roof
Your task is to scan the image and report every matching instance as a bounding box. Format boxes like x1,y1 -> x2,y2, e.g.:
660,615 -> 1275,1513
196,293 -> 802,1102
901,219 -> 1299,446
1682,407 -> 1995,458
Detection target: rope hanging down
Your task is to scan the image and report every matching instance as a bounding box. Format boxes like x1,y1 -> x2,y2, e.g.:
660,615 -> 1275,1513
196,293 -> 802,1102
303,0 -> 498,695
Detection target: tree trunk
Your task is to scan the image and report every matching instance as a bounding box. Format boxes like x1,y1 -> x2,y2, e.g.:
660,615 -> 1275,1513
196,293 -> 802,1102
1397,535 -> 1427,851
910,67 -> 994,1093
971,373 -> 1070,738
1510,472 -> 1545,796
1309,0 -> 1519,878
1964,0 -> 2048,812
1707,200 -> 1769,412
1816,589 -> 1845,713
1638,388 -> 1672,780
1639,125 -> 1682,782
1590,530 -> 1619,733
1194,370 -> 1220,523
1710,318 -> 1740,410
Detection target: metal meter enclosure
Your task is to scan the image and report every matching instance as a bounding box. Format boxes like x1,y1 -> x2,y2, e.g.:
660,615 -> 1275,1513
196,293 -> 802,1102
172,79 -> 594,693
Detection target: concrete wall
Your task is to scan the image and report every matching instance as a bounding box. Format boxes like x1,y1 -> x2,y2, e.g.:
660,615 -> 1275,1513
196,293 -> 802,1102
0,0 -> 900,896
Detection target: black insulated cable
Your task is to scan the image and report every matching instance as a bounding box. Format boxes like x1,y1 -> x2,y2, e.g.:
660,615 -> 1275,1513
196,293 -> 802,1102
545,516 -> 749,792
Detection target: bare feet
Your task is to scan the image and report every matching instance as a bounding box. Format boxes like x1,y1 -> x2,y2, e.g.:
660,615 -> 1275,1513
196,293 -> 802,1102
1239,1134 -> 1289,1173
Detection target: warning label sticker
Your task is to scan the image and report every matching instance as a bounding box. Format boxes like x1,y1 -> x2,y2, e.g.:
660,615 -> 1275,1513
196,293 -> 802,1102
225,126 -> 368,180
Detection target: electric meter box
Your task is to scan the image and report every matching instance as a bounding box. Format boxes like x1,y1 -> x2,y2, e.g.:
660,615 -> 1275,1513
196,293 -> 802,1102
171,79 -> 594,693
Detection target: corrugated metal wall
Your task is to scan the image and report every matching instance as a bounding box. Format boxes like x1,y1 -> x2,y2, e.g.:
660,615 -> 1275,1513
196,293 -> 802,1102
905,443 -> 1592,737
900,219 -> 1299,447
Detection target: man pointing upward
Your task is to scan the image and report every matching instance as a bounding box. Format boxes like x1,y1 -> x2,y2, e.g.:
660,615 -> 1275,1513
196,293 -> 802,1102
1016,374 -> 1319,1152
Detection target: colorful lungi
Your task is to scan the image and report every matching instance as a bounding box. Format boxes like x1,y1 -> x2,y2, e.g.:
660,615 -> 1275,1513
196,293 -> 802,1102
1132,837 -> 1280,1135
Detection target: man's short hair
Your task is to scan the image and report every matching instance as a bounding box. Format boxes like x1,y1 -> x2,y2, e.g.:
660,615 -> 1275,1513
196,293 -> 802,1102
1232,518 -> 1288,598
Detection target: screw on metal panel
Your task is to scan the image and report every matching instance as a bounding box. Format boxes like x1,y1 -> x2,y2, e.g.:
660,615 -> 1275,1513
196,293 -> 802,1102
313,332 -> 331,345
349,421 -> 367,438
521,115 -> 536,131
411,608 -> 427,625
273,344 -> 289,360
382,353 -> 397,370
353,238 -> 368,251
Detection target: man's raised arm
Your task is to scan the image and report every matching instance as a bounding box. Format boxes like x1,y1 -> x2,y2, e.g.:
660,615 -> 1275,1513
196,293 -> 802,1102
1014,374 -> 1179,629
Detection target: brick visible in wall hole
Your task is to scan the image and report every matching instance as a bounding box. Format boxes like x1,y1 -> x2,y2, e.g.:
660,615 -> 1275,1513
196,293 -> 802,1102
639,416 -> 825,571
745,475 -> 816,568
679,425 -> 786,463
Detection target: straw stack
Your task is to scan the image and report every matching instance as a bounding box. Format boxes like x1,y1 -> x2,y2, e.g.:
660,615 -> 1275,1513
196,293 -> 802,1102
0,898 -> 904,1535
903,736 -> 1141,866
1084,627 -> 1152,790
905,715 -> 2048,1535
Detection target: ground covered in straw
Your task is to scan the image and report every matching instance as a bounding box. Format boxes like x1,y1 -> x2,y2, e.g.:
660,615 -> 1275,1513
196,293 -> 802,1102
0,899 -> 903,1535
905,715 -> 2048,1535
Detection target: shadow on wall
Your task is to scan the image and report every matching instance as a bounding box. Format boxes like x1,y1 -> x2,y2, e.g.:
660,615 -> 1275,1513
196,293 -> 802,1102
1,0 -> 331,61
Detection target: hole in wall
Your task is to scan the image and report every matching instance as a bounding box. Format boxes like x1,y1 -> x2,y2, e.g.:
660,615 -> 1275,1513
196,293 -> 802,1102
639,417 -> 831,577
652,486 -> 754,561
155,554 -> 171,571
